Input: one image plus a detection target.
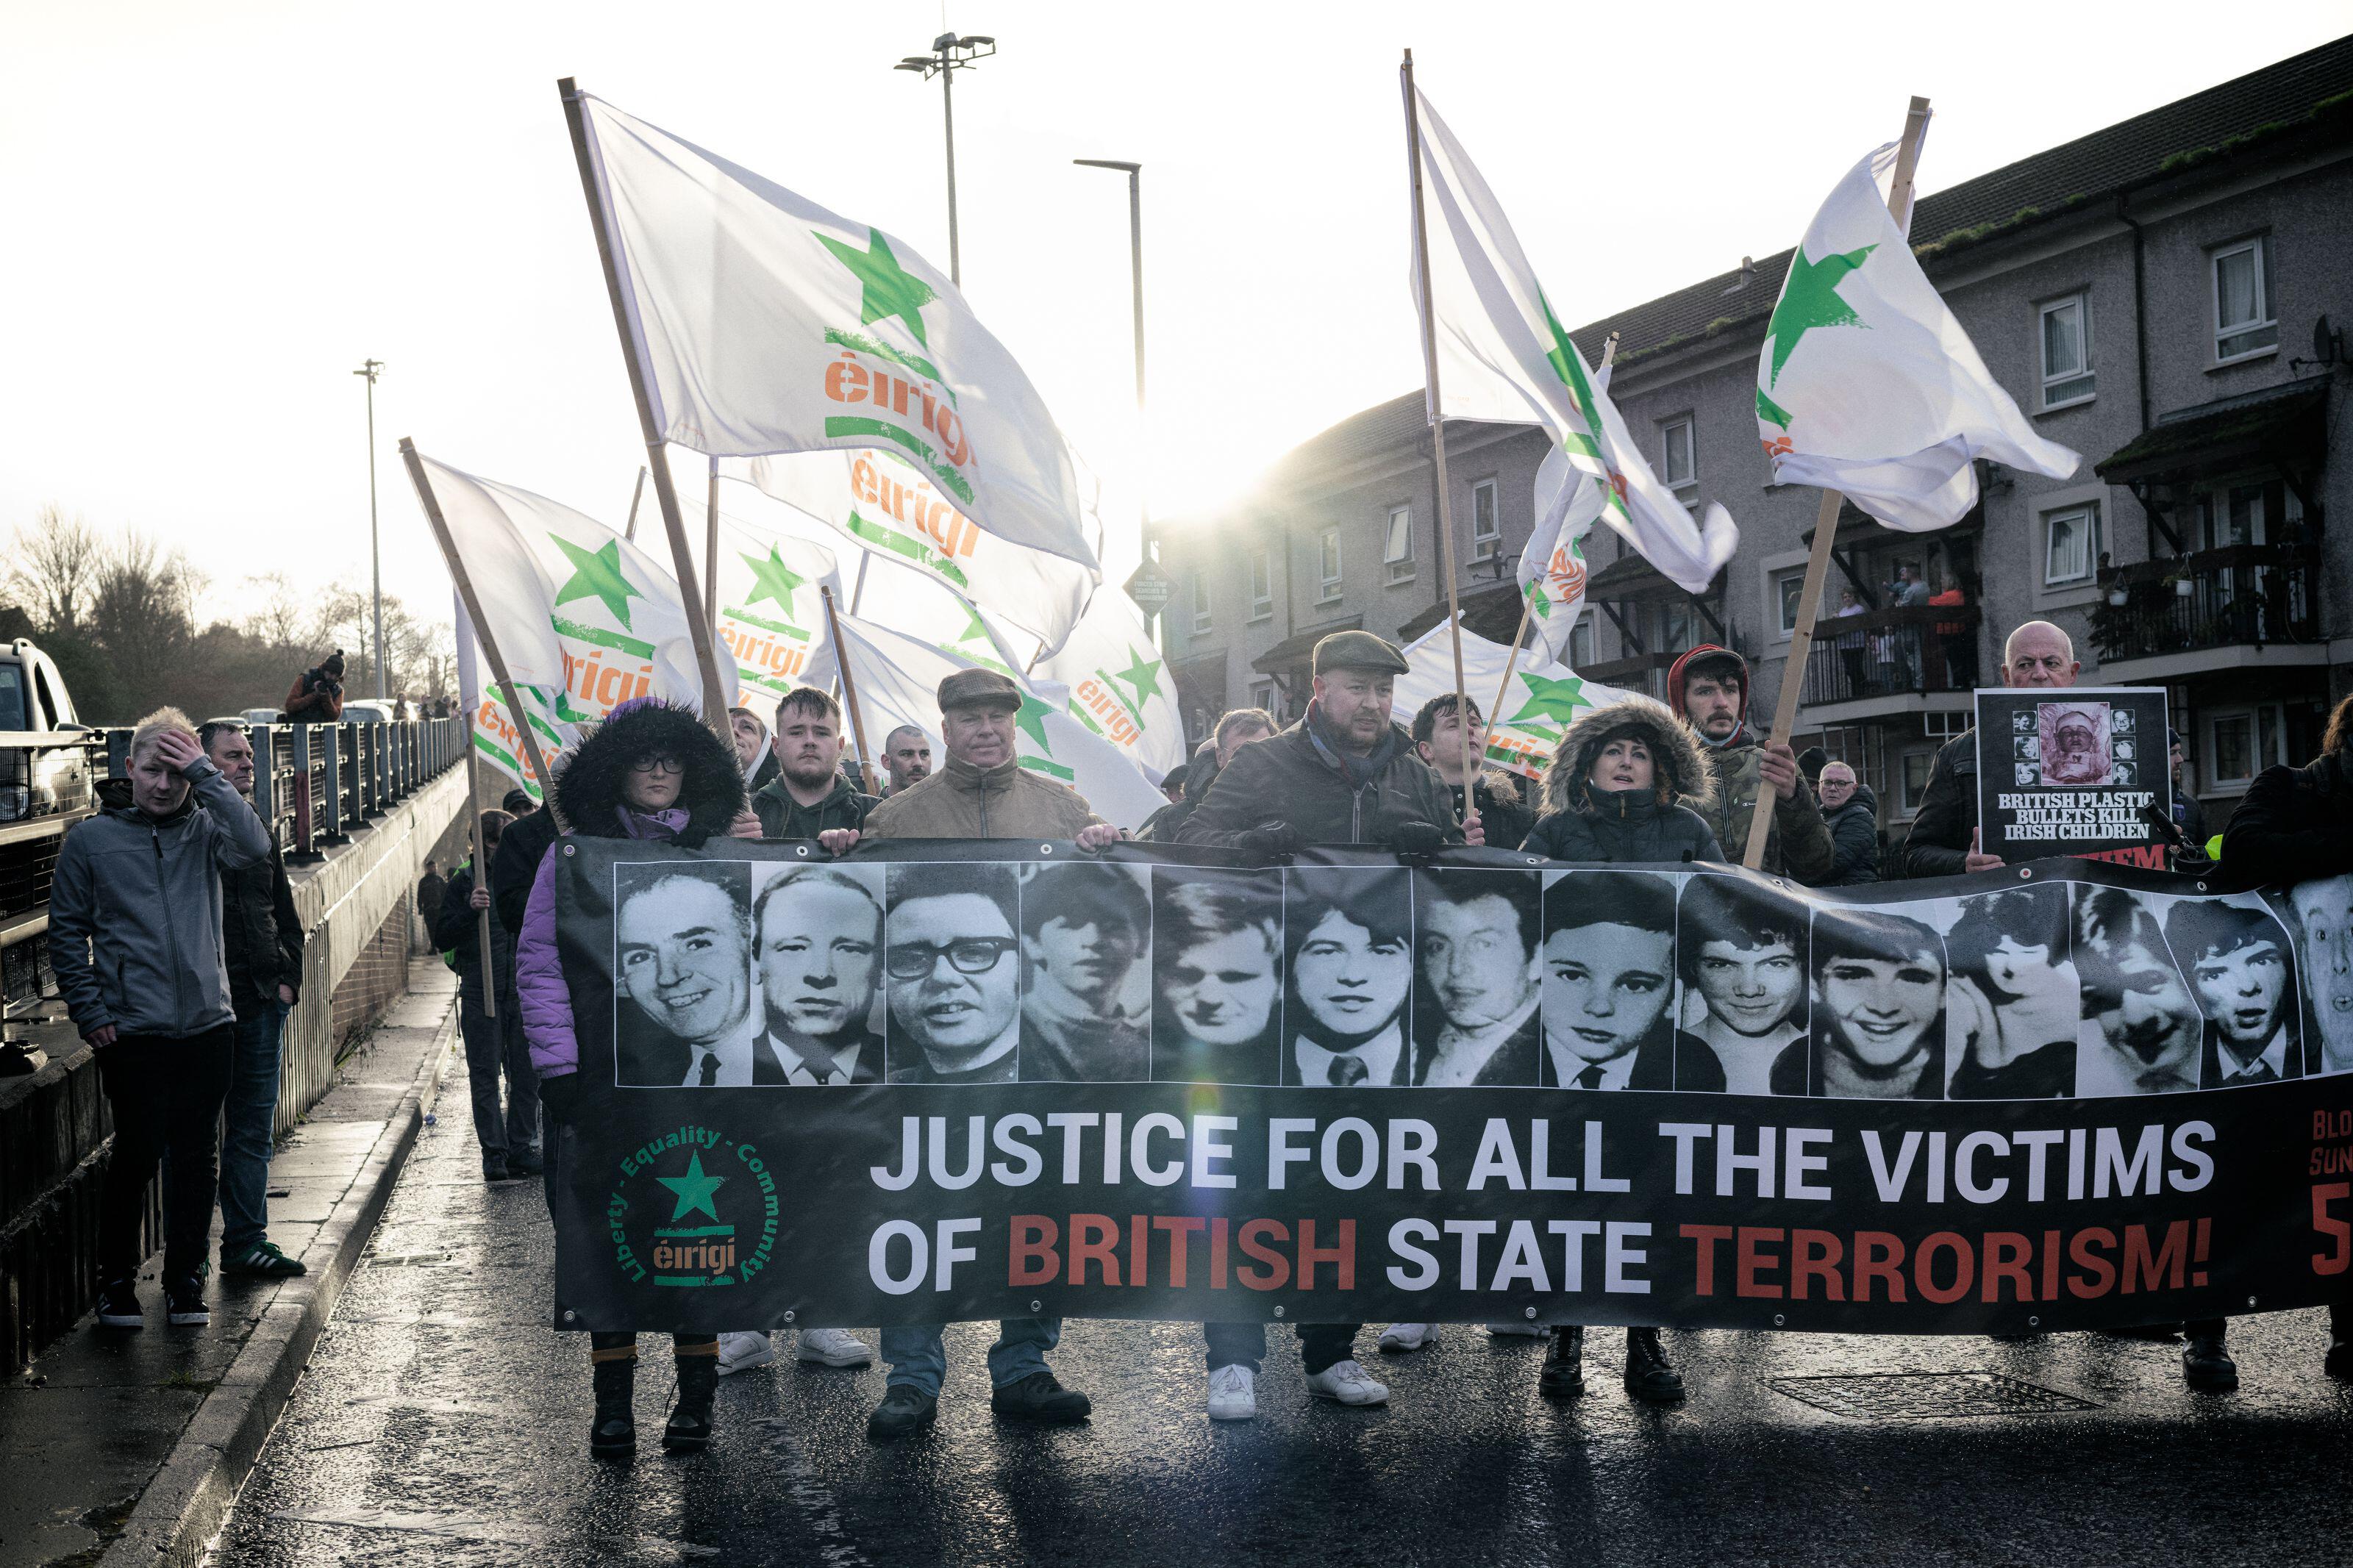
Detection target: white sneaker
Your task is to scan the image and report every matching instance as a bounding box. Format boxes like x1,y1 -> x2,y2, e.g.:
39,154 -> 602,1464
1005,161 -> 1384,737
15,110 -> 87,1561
1207,1363 -> 1257,1421
1485,1321 -> 1546,1338
796,1327 -> 875,1368
716,1331 -> 776,1375
1304,1358 -> 1389,1406
1377,1322 -> 1439,1353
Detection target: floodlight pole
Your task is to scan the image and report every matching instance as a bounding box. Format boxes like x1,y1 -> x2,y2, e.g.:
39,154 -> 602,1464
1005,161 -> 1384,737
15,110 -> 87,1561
896,32 -> 997,287
354,359 -> 386,700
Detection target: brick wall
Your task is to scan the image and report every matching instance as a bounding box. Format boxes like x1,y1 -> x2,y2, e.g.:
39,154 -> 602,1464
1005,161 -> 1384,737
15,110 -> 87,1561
330,896 -> 414,1048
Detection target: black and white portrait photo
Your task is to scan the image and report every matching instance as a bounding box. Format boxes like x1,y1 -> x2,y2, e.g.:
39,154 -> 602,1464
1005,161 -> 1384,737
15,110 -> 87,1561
1149,870 -> 1283,1086
751,864 -> 884,1085
2165,898 -> 2303,1086
1281,867 -> 1414,1087
882,862 -> 1024,1085
1802,909 -> 1948,1100
2074,885 -> 2202,1096
1941,885 -> 2078,1099
1410,868 -> 1543,1087
2284,874 -> 2353,1076
1674,875 -> 1808,1095
1018,862 -> 1151,1082
613,860 -> 760,1087
1538,871 -> 1679,1091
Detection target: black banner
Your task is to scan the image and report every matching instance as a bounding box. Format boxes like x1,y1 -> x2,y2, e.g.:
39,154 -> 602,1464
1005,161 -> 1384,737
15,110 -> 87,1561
543,837 -> 2353,1336
1977,686 -> 2173,867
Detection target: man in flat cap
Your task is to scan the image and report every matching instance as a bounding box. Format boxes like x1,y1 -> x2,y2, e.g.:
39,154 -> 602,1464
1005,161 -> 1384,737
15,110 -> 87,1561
1178,629 -> 1479,1425
826,666 -> 1116,1444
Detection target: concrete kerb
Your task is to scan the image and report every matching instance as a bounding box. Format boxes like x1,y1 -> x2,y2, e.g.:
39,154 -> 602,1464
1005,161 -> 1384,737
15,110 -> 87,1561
95,1000 -> 458,1568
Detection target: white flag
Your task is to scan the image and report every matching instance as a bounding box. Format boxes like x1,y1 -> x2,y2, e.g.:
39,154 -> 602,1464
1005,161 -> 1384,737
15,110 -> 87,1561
1031,489 -> 1186,784
1394,626 -> 1629,781
706,510 -> 842,713
829,610 -> 1168,831
1408,84 -> 1738,593
575,93 -> 1100,576
1756,143 -> 2079,529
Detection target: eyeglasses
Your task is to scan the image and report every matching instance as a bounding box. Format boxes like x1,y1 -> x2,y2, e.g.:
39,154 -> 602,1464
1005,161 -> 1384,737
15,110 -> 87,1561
885,937 -> 1017,980
629,753 -> 684,776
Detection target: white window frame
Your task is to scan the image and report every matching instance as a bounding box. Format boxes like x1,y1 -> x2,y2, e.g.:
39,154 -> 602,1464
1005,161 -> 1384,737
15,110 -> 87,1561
1382,505 -> 1415,584
1318,526 -> 1344,604
1470,477 -> 1500,560
1774,569 -> 1807,637
1190,571 -> 1212,635
2210,235 -> 2278,364
1896,748 -> 1936,819
2204,703 -> 2289,794
1660,417 -> 1697,506
1568,614 -> 1594,670
2041,501 -> 2101,587
2037,292 -> 2096,410
1249,679 -> 1277,717
1248,550 -> 1273,622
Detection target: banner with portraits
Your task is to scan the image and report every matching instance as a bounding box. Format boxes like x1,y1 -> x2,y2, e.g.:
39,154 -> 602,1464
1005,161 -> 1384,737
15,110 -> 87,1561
544,837 -> 2353,1336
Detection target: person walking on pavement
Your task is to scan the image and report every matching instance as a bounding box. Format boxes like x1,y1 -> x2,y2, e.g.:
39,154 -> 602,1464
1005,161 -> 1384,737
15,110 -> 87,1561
430,810 -> 542,1184
491,767 -> 568,1209
1665,645 -> 1833,883
821,669 -> 1118,1442
195,720 -> 309,1281
1899,620 -> 2077,878
1413,693 -> 1535,851
514,699 -> 750,1457
749,689 -> 876,840
1815,762 -> 1882,885
51,709 -> 273,1331
1179,630 -> 1483,1422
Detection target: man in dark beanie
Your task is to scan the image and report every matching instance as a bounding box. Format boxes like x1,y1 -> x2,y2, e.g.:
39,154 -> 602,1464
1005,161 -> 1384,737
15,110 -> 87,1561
282,650 -> 347,723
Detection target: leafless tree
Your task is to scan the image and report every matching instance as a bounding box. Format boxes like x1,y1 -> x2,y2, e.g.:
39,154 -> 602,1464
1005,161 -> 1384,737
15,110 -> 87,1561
3,505 -> 103,633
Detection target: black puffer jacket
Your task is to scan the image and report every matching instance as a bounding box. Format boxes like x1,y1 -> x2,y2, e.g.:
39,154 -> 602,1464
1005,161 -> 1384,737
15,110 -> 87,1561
552,700 -> 745,844
429,860 -> 511,1005
1821,784 -> 1882,886
1899,730 -> 1976,878
221,832 -> 303,1017
1452,770 -> 1536,853
2218,749 -> 2353,892
490,804 -> 560,936
1179,706 -> 1460,850
1521,695 -> 1724,864
1135,742 -> 1218,843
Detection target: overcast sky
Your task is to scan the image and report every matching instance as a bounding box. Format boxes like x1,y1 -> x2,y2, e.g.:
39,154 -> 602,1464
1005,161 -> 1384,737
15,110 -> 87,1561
3,2 -> 2344,628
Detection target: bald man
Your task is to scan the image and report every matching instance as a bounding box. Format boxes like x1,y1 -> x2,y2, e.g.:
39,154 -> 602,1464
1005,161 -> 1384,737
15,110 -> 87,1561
1899,620 -> 2079,878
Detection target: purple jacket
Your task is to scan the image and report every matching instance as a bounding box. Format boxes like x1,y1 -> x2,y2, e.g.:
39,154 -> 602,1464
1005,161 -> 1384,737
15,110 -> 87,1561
518,806 -> 691,1080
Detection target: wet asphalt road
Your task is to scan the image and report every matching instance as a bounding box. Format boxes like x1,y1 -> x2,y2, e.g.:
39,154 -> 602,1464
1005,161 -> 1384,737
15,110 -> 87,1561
213,1065 -> 2353,1567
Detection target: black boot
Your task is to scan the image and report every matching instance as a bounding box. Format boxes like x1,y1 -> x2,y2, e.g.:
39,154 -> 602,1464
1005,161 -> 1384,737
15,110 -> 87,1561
2182,1325 -> 2238,1391
663,1349 -> 719,1452
866,1383 -> 939,1442
1623,1328 -> 1686,1403
590,1353 -> 636,1456
989,1370 -> 1092,1425
1538,1325 -> 1585,1398
2327,1304 -> 2353,1379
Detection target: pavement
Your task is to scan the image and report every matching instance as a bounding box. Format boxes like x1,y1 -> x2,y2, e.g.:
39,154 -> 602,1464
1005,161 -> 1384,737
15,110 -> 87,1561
201,1070 -> 2353,1568
0,968 -> 457,1568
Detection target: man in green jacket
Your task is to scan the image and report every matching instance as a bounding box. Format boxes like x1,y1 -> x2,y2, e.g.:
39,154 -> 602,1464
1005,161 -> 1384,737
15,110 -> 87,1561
749,688 -> 876,841
1665,645 -> 1834,882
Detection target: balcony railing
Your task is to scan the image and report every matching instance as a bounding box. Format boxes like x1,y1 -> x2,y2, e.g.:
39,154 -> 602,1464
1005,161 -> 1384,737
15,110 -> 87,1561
2090,541 -> 2322,665
1801,602 -> 1984,707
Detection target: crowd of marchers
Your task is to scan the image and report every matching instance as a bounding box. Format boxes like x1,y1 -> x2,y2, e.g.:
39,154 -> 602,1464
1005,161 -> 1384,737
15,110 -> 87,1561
44,616 -> 2353,1459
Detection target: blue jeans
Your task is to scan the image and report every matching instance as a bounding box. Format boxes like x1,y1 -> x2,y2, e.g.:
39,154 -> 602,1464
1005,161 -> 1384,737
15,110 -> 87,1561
218,1001 -> 288,1256
881,1318 -> 1060,1397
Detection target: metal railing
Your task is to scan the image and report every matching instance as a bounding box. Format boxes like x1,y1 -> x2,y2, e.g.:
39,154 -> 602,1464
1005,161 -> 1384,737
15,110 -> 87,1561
2089,541 -> 2323,665
0,729 -> 107,1017
1801,602 -> 1985,706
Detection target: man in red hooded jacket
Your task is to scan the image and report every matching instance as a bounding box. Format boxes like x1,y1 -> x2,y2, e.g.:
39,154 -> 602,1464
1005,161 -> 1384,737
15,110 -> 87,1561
1665,645 -> 1833,883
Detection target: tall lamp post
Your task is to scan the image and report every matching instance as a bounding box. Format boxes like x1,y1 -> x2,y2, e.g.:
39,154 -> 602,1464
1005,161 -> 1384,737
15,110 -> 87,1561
1074,158 -> 1162,645
353,358 -> 386,700
895,32 -> 996,287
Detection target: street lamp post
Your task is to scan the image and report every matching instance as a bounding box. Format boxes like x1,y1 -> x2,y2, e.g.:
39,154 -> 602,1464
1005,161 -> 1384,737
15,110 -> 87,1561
353,358 -> 386,700
895,32 -> 996,287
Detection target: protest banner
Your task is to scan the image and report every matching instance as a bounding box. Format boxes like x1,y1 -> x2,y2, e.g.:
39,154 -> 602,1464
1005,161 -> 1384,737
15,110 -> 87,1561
541,841 -> 2353,1338
1976,687 -> 2173,868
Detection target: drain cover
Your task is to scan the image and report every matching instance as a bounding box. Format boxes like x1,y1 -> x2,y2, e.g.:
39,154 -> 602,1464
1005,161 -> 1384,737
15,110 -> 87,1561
1767,1371 -> 2096,1420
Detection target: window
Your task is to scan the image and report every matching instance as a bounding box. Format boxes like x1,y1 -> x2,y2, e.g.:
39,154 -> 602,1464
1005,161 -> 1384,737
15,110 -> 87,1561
1248,551 -> 1273,620
1249,679 -> 1277,717
2038,293 -> 2095,408
2211,236 -> 2277,362
1654,599 -> 1695,654
1774,569 -> 1806,637
1898,749 -> 1935,816
1190,572 -> 1212,634
1318,527 -> 1343,603
1661,418 -> 1696,505
1568,615 -> 1594,670
2043,501 -> 2101,587
2207,704 -> 2288,790
1383,505 -> 1414,584
1471,479 -> 1500,559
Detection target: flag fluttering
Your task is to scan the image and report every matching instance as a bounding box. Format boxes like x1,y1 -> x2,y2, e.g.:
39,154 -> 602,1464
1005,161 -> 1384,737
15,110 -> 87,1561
1754,143 -> 2079,529
1394,626 -> 1627,781
704,511 -> 842,715
1519,445 -> 1602,667
1407,85 -> 1737,593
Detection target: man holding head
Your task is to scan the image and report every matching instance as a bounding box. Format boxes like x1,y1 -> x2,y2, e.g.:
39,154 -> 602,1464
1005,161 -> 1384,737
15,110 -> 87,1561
751,689 -> 876,840
879,724 -> 932,796
51,708 -> 272,1332
1902,620 -> 2080,877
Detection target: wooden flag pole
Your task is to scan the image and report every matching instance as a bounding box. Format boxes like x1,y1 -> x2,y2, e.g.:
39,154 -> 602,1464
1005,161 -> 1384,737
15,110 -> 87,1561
1482,331 -> 1620,747
623,465 -> 649,542
1741,94 -> 1932,871
400,439 -> 559,815
820,586 -> 878,795
463,727 -> 496,1017
704,455 -> 722,642
558,77 -> 732,737
1401,49 -> 1479,814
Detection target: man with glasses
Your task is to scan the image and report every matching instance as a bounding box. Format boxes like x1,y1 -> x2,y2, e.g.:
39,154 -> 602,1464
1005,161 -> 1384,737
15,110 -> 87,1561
883,862 -> 1026,1084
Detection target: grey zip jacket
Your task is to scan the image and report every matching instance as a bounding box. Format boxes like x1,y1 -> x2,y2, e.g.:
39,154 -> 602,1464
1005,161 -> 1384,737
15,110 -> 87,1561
49,758 -> 273,1039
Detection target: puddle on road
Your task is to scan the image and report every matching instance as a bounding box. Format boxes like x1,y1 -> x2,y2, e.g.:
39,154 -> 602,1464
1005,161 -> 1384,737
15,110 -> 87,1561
269,1505 -> 719,1560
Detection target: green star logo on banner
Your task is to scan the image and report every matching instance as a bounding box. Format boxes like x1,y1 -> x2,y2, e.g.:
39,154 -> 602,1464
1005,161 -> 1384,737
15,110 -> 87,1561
551,535 -> 643,629
1508,671 -> 1589,728
1015,692 -> 1057,755
816,226 -> 938,347
1763,243 -> 1877,388
739,545 -> 807,615
1111,648 -> 1163,706
656,1152 -> 725,1222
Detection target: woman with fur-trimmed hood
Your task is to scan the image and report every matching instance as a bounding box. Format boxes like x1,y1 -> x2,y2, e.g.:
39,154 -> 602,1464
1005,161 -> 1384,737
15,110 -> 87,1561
1521,695 -> 1724,864
513,698 -> 747,1460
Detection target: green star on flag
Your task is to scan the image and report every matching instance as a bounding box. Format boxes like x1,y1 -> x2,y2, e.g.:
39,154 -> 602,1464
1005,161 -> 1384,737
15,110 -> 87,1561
1763,244 -> 1877,389
1508,672 -> 1589,728
551,535 -> 644,629
1111,648 -> 1162,706
1015,692 -> 1056,755
739,545 -> 807,615
656,1151 -> 726,1222
815,226 -> 937,347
